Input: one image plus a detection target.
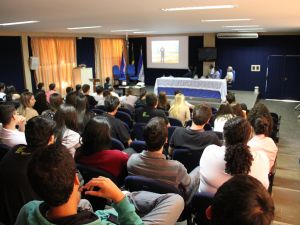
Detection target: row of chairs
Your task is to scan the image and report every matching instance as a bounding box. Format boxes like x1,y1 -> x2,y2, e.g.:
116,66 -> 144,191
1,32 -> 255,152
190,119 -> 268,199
113,65 -> 139,83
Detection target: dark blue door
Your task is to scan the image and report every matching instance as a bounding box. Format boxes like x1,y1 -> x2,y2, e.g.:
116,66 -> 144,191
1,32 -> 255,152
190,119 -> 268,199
284,56 -> 300,100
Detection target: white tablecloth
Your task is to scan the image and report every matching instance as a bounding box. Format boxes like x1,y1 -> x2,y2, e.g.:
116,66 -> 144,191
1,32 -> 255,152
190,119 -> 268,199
154,77 -> 227,101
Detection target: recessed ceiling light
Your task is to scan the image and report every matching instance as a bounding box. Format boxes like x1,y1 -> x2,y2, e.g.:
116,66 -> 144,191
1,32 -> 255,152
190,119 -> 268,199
202,19 -> 251,22
0,20 -> 39,26
162,5 -> 236,11
232,27 -> 264,31
223,25 -> 259,28
111,29 -> 140,32
133,31 -> 156,34
67,26 -> 102,30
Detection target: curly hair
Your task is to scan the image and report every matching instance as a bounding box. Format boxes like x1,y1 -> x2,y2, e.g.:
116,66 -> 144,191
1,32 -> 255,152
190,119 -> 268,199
253,116 -> 270,136
223,117 -> 253,175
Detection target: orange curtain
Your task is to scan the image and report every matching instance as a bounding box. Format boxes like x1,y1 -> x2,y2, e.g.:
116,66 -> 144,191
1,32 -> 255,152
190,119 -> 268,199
95,38 -> 126,82
31,37 -> 76,95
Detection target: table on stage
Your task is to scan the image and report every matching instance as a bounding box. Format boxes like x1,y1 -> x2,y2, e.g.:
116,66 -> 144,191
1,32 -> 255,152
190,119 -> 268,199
154,77 -> 227,101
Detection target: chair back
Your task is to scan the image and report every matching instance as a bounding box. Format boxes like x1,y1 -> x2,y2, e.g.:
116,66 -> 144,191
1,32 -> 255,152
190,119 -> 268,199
168,117 -> 183,127
0,143 -> 11,161
92,108 -> 105,115
168,126 -> 177,143
129,140 -> 147,153
191,192 -> 214,225
112,65 -> 120,79
132,123 -> 146,141
118,107 -> 133,118
172,148 -> 201,173
76,164 -> 119,210
127,64 -> 136,76
124,175 -> 182,196
116,111 -> 133,129
111,138 -> 125,150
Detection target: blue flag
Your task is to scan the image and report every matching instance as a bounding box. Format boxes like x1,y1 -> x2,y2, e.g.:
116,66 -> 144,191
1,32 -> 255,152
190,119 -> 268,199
120,50 -> 126,78
137,47 -> 144,82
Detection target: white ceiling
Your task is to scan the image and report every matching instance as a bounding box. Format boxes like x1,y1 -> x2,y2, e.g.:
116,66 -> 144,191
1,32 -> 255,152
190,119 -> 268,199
0,0 -> 299,36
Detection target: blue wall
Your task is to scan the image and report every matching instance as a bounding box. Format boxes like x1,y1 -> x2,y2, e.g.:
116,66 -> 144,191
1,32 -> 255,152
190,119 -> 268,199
0,36 -> 25,92
216,36 -> 300,97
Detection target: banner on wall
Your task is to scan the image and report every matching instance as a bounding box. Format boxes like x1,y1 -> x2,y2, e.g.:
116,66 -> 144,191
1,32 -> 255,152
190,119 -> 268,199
120,50 -> 126,78
137,47 -> 144,82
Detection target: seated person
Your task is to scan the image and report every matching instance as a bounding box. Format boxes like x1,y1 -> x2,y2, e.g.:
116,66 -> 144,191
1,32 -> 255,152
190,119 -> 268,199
120,87 -> 138,108
172,90 -> 194,110
168,93 -> 190,125
213,103 -> 234,132
206,174 -> 274,225
0,103 -> 26,147
135,93 -> 169,125
82,84 -> 98,109
248,116 -> 278,171
0,116 -> 56,225
45,83 -> 57,103
16,143 -> 184,225
157,91 -> 170,112
104,77 -> 112,90
92,85 -> 105,106
103,96 -> 132,146
169,104 -> 221,156
76,116 -> 129,180
224,66 -> 234,83
17,92 -> 39,121
127,117 -> 200,199
199,117 -> 270,194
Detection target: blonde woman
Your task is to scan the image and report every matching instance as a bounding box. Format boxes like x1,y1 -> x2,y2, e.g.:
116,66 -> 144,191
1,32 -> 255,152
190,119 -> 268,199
169,93 -> 190,125
17,92 -> 38,121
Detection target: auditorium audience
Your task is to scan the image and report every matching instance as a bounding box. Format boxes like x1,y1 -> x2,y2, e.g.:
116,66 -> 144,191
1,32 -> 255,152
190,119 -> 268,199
17,92 -> 39,121
0,104 -> 27,147
248,116 -> 278,171
207,174 -> 274,225
45,83 -> 57,103
82,84 -> 97,109
0,116 -> 56,225
33,91 -> 49,115
120,87 -> 137,108
128,117 -> 199,199
169,104 -> 221,156
103,96 -> 132,146
169,93 -> 190,125
42,93 -> 63,120
54,104 -> 80,157
92,85 -> 105,106
76,116 -> 129,180
16,143 -> 184,225
135,93 -> 169,125
213,103 -> 234,132
199,116 -> 269,194
157,91 -> 170,112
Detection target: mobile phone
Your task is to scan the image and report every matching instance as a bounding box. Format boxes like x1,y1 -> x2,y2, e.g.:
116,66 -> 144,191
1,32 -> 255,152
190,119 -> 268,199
107,214 -> 119,224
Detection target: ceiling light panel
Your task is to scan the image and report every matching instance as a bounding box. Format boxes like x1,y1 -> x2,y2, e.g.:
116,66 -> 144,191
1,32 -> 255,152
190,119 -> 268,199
162,5 -> 236,11
0,21 -> 39,26
111,29 -> 140,32
67,26 -> 102,30
202,19 -> 252,22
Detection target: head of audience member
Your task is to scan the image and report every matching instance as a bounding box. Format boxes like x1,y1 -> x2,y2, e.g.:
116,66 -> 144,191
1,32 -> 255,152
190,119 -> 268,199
232,103 -> 245,118
207,174 -> 274,225
174,90 -> 182,96
37,82 -> 44,91
65,91 -> 77,107
54,104 -> 78,133
49,83 -> 56,91
192,104 -> 212,127
104,95 -> 120,115
143,117 -> 167,152
223,117 -> 253,175
215,103 -> 233,119
82,84 -> 90,95
33,91 -> 49,115
253,116 -> 270,137
66,86 -> 73,95
49,93 -> 63,112
20,92 -> 36,109
240,103 -> 248,114
146,93 -> 158,108
158,92 -> 168,108
95,85 -> 104,95
25,116 -> 56,150
248,103 -> 273,137
108,86 -> 115,93
27,143 -> 79,208
126,87 -> 133,97
103,89 -> 111,98
75,84 -> 82,93
0,82 -> 5,92
75,93 -> 88,112
226,92 -> 236,104
79,116 -> 111,155
0,103 -> 18,128
5,85 -> 19,101
105,77 -> 110,83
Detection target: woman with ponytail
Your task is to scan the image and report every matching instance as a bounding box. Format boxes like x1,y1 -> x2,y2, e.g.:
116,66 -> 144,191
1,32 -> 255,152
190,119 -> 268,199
199,116 -> 269,194
248,116 -> 278,171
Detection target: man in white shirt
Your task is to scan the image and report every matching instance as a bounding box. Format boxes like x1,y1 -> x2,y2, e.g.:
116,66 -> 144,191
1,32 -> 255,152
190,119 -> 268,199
0,104 -> 27,147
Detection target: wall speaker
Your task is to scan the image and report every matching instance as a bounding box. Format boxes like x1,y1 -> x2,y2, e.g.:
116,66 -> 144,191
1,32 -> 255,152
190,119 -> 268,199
29,57 -> 39,70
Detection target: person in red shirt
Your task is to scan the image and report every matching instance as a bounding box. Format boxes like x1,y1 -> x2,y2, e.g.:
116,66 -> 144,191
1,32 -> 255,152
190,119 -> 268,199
75,116 -> 128,181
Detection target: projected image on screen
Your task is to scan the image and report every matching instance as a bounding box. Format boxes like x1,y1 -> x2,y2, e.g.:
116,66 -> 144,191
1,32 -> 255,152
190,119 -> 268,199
152,40 -> 179,64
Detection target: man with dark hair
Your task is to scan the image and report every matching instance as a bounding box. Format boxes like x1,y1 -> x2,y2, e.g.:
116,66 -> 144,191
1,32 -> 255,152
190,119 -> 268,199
75,84 -> 82,93
66,86 -> 73,95
127,117 -> 199,199
206,174 -> 274,225
0,104 -> 26,147
226,92 -> 236,105
0,116 -> 56,225
82,84 -> 97,109
135,93 -> 169,124
92,85 -> 105,106
46,83 -> 57,103
169,104 -> 221,156
16,143 -> 184,225
104,96 -> 132,146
